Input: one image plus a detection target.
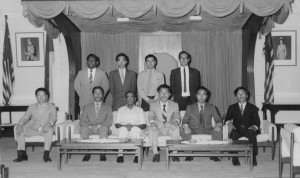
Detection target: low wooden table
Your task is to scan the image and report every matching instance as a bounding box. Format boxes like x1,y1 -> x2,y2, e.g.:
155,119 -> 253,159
166,140 -> 253,171
57,138 -> 143,171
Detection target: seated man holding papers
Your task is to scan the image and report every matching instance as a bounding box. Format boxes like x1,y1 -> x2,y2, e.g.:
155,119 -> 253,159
79,86 -> 113,162
182,86 -> 223,162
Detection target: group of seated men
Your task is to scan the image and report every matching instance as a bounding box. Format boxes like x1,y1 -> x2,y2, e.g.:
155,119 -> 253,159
13,51 -> 260,167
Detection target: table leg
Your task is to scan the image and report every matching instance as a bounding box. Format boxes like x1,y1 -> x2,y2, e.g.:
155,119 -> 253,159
138,147 -> 142,171
250,147 -> 253,171
57,146 -> 61,170
166,146 -> 169,171
64,150 -> 68,164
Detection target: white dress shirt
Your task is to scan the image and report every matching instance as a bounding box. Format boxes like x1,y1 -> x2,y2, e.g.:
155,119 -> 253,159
180,66 -> 190,96
116,106 -> 146,125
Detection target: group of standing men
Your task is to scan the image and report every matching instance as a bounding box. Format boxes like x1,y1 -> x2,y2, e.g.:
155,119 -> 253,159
13,51 -> 260,168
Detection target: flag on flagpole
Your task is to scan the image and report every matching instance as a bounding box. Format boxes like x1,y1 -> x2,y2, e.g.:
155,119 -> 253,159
263,32 -> 274,103
2,15 -> 15,106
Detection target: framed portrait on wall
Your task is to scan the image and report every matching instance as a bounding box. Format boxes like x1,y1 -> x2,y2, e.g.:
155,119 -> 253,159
15,32 -> 44,67
272,30 -> 297,66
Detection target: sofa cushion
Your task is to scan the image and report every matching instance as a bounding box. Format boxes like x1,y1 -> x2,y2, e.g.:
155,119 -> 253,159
25,135 -> 57,142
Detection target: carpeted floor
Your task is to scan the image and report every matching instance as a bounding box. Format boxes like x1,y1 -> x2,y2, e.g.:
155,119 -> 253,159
0,137 -> 295,178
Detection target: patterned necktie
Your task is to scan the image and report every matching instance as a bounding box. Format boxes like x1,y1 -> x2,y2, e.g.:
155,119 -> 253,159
120,69 -> 125,85
200,105 -> 204,128
162,104 -> 167,124
89,69 -> 93,84
240,104 -> 244,116
183,68 -> 187,92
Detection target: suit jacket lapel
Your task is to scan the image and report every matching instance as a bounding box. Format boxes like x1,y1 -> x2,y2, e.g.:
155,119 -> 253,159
123,69 -> 129,87
177,68 -> 182,91
192,103 -> 200,119
188,67 -> 192,88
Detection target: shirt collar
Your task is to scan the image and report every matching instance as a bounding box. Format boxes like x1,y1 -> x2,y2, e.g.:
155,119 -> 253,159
94,101 -> 102,106
239,102 -> 247,107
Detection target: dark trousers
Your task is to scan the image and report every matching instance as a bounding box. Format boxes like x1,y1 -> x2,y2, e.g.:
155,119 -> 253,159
141,96 -> 155,111
230,129 -> 259,158
177,96 -> 192,111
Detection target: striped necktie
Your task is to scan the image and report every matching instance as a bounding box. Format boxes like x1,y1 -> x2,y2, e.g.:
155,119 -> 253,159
162,104 -> 167,124
240,104 -> 244,116
183,68 -> 187,92
200,105 -> 204,128
89,69 -> 93,84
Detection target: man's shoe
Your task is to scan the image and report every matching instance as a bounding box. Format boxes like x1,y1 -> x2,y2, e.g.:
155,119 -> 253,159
100,154 -> 106,161
43,151 -> 52,162
210,157 -> 221,162
185,156 -> 193,161
232,157 -> 241,166
253,158 -> 257,166
13,150 -> 28,162
172,156 -> 180,162
133,156 -> 138,163
152,154 -> 160,162
82,154 -> 91,162
117,156 -> 124,163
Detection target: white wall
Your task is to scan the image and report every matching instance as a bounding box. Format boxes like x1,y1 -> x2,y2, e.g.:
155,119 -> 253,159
0,0 -> 69,124
254,2 -> 300,123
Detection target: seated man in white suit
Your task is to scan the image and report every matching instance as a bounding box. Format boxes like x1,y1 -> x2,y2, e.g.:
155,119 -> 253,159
115,91 -> 146,163
149,84 -> 181,162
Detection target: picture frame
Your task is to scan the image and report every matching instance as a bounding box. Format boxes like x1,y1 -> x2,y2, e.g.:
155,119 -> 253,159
15,32 -> 44,67
272,30 -> 297,66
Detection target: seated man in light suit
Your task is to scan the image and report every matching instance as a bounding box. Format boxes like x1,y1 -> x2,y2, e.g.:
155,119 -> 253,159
182,86 -> 223,162
115,91 -> 146,163
149,84 -> 181,162
80,86 -> 113,162
14,88 -> 57,163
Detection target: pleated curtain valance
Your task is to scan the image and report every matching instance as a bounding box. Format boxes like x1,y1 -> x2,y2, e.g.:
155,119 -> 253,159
21,0 -> 293,34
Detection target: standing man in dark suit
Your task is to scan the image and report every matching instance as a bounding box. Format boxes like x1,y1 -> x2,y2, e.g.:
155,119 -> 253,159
109,53 -> 137,111
74,54 -> 109,111
170,51 -> 200,111
225,87 -> 260,166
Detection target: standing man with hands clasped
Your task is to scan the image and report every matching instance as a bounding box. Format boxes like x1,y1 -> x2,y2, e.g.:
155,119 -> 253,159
170,51 -> 200,111
74,54 -> 109,111
225,87 -> 260,166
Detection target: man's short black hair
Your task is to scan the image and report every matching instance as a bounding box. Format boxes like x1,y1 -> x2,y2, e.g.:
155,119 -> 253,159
116,53 -> 129,63
87,54 -> 100,63
35,88 -> 50,98
145,54 -> 157,63
178,51 -> 191,60
125,91 -> 136,98
92,86 -> 104,95
234,86 -> 250,96
157,84 -> 172,94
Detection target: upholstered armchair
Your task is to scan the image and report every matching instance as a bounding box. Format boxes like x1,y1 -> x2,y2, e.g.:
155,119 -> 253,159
224,120 -> 277,160
13,110 -> 70,151
279,124 -> 300,178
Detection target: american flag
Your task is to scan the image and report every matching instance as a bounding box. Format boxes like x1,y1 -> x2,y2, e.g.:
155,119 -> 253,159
263,32 -> 274,103
2,16 -> 15,105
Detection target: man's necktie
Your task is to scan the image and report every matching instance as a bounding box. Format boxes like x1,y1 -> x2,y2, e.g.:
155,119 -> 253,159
200,105 -> 204,128
89,69 -> 93,84
162,104 -> 167,124
120,69 -> 125,85
146,70 -> 152,95
183,68 -> 187,92
240,104 -> 244,116
96,103 -> 100,117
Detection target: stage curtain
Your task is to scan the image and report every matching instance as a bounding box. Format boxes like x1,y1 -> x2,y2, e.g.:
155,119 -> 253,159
68,1 -> 110,19
81,32 -> 139,104
182,30 -> 242,115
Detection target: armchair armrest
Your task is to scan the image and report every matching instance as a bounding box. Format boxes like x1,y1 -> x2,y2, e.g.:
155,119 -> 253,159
13,125 -> 17,141
223,123 -> 229,140
66,122 -> 78,140
262,120 -> 277,141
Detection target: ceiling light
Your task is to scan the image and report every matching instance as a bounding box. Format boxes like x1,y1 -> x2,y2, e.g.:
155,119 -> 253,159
117,17 -> 130,22
189,16 -> 202,21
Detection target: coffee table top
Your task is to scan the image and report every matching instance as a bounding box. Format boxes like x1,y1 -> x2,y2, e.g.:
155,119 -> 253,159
57,138 -> 143,147
166,140 -> 252,150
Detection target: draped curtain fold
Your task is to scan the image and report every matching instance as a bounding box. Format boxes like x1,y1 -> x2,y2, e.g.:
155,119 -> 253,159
81,32 -> 139,104
182,30 -> 242,115
21,0 -> 293,34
